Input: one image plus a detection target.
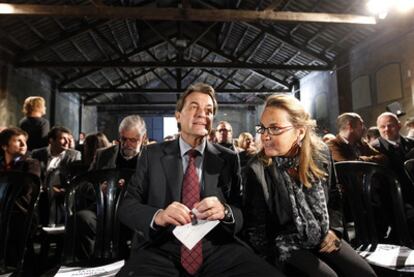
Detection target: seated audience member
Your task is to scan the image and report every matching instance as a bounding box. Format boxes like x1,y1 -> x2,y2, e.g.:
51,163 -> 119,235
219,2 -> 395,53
31,126 -> 81,226
327,113 -> 390,238
237,132 -> 256,167
0,127 -> 40,268
405,117 -> 414,139
90,115 -> 146,171
73,115 -> 147,260
116,83 -> 283,277
366,126 -> 381,146
0,127 -> 40,175
243,95 -> 376,277
373,112 -> 414,205
68,132 -> 111,177
326,113 -> 386,163
83,132 -> 111,165
19,96 -> 50,151
215,121 -> 235,150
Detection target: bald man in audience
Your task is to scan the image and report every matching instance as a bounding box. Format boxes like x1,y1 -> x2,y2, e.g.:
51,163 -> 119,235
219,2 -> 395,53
326,112 -> 386,164
215,121 -> 235,150
373,112 -> 414,205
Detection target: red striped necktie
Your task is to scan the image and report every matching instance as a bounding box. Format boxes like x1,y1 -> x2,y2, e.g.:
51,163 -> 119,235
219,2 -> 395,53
181,149 -> 202,275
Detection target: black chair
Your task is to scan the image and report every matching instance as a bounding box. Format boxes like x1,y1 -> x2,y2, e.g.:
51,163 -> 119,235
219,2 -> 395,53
61,168 -> 135,266
335,161 -> 413,251
404,159 -> 414,186
0,171 -> 41,276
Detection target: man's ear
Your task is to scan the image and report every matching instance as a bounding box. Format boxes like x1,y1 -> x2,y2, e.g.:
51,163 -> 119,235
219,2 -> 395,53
1,145 -> 7,152
175,111 -> 181,123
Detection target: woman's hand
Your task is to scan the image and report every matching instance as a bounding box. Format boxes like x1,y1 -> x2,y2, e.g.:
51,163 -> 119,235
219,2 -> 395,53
319,230 -> 341,253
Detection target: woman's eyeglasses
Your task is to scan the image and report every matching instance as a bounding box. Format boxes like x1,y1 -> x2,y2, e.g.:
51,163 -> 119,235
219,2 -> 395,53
255,125 -> 293,135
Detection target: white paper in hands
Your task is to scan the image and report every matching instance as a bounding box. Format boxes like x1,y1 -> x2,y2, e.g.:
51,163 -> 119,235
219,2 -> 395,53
172,208 -> 220,250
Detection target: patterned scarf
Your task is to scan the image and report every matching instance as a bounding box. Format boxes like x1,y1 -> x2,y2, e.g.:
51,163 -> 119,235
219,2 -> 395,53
273,156 -> 329,261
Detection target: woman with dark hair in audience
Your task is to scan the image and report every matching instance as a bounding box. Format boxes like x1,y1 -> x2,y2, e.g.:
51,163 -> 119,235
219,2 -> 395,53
19,96 -> 50,151
83,132 -> 111,166
0,127 -> 40,270
68,132 -> 111,178
242,95 -> 376,277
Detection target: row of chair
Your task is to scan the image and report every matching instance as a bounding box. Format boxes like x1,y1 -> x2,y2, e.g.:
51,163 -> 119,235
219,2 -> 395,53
0,169 -> 134,276
2,161 -> 414,276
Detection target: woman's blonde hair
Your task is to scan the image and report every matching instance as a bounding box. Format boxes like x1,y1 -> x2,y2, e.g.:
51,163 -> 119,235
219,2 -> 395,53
258,94 -> 327,187
22,96 -> 45,116
238,132 -> 253,150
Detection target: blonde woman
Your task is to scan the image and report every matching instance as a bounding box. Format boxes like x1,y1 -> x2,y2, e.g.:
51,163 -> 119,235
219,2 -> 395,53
237,132 -> 256,167
19,96 -> 49,150
242,95 -> 376,276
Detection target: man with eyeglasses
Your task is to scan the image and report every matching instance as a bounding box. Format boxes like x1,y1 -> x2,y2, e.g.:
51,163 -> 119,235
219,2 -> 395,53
116,83 -> 283,277
90,115 -> 147,171
74,115 -> 147,260
215,121 -> 235,150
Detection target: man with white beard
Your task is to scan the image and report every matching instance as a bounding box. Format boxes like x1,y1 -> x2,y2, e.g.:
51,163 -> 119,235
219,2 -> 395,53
90,115 -> 147,171
73,115 -> 146,260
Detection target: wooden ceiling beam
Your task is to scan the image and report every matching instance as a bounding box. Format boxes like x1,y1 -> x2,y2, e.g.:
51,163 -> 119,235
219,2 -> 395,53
0,4 -> 377,25
62,88 -> 290,94
17,19 -> 111,60
16,60 -> 331,71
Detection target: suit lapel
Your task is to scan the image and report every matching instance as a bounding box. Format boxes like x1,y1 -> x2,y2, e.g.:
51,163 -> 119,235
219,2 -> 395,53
203,142 -> 224,198
161,140 -> 183,202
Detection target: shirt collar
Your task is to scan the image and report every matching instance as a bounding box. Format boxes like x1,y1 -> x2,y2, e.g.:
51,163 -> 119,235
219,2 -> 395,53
385,137 -> 401,146
47,145 -> 66,158
179,136 -> 206,157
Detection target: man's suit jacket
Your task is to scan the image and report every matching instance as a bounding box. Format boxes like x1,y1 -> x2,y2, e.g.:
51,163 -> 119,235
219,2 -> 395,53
118,139 -> 243,249
89,144 -> 119,171
373,136 -> 414,166
327,135 -> 386,164
373,136 -> 414,204
30,147 -> 81,186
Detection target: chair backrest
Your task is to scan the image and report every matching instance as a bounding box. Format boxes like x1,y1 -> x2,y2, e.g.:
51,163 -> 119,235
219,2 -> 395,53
335,161 -> 413,250
404,159 -> 414,185
62,168 -> 134,264
0,171 -> 41,274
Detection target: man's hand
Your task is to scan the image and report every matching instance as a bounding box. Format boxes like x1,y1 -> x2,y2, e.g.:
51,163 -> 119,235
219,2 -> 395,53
319,230 -> 341,253
154,201 -> 192,227
194,196 -> 225,221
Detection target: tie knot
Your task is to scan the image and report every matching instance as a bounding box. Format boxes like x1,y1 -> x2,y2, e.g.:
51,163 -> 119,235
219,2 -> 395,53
187,149 -> 199,158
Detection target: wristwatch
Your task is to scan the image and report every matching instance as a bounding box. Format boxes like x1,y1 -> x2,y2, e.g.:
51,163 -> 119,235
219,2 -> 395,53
223,204 -> 233,221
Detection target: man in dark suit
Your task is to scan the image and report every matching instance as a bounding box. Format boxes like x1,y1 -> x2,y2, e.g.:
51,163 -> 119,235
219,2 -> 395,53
117,83 -> 283,276
31,126 -> 81,226
215,120 -> 235,150
373,112 -> 414,205
90,115 -> 146,171
327,112 -> 386,163
73,115 -> 147,260
327,113 -> 389,239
